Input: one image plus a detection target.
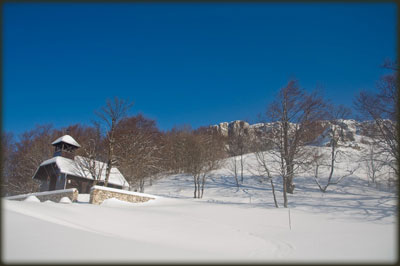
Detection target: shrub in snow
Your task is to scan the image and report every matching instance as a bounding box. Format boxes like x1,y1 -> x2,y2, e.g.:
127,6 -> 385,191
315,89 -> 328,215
24,195 -> 40,202
59,197 -> 72,204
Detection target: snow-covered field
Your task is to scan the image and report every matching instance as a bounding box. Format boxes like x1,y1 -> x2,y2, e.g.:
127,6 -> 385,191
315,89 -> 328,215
2,147 -> 398,263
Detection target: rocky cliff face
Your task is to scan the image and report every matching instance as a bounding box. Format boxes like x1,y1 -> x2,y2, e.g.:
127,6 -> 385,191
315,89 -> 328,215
211,119 -> 384,148
212,120 -> 251,137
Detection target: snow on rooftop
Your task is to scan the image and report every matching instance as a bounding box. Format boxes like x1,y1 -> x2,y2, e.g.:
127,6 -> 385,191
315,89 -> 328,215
51,135 -> 81,147
38,156 -> 129,188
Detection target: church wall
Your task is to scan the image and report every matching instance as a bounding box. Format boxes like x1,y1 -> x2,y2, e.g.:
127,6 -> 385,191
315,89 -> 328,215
55,173 -> 66,190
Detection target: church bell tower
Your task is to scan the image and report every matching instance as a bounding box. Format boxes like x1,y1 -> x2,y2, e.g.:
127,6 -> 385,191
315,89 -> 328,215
51,135 -> 81,159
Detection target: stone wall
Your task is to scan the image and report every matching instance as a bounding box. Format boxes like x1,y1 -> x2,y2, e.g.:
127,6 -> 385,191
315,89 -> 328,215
90,186 -> 155,205
5,188 -> 79,202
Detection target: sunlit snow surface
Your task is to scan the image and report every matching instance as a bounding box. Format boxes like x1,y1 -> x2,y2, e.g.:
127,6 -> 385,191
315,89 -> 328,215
2,147 -> 397,263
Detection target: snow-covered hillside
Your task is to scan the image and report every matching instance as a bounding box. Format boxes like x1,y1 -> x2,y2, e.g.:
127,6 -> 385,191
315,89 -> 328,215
2,143 -> 397,263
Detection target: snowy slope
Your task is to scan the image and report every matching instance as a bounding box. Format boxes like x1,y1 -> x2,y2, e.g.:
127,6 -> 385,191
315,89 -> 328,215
2,145 -> 398,263
3,194 -> 396,263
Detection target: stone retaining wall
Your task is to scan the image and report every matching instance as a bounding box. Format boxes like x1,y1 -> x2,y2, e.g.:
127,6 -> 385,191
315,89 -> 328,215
5,188 -> 79,202
90,186 -> 155,205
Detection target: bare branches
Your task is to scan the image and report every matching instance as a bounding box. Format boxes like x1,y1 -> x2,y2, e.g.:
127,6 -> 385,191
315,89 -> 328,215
95,97 -> 134,132
180,128 -> 225,198
264,80 -> 326,207
382,58 -> 399,71
2,125 -> 55,195
360,142 -> 394,188
226,156 -> 240,191
251,148 -> 279,208
354,61 -> 398,176
95,97 -> 134,187
114,115 -> 163,192
226,121 -> 250,188
311,104 -> 358,193
312,148 -> 359,193
75,137 -> 105,185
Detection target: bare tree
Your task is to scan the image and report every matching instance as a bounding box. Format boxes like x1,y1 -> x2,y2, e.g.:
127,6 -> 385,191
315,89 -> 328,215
74,125 -> 106,186
198,130 -> 226,198
95,97 -> 133,187
1,132 -> 15,196
362,142 -> 386,186
355,60 -> 398,176
182,129 -> 225,199
162,125 -> 193,174
3,125 -> 55,195
251,140 -> 279,208
311,105 -> 359,192
226,155 -> 240,191
312,149 -> 359,192
266,80 -> 325,207
115,115 -> 164,192
226,121 -> 249,185
182,133 -> 202,198
2,122 -> 111,195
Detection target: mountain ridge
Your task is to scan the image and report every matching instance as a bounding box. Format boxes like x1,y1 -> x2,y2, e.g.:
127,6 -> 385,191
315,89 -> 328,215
210,119 -> 393,149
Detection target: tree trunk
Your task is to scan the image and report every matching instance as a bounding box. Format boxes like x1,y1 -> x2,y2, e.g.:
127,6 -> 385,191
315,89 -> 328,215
283,175 -> 288,208
139,178 -> 145,193
197,176 -> 201,198
286,181 -> 295,194
193,175 -> 197,198
285,163 -> 295,194
326,140 -> 336,185
240,154 -> 244,183
282,118 -> 295,195
316,138 -> 336,193
233,159 -> 239,191
104,129 -> 115,187
270,178 -> 279,208
104,159 -> 112,187
200,174 -> 206,198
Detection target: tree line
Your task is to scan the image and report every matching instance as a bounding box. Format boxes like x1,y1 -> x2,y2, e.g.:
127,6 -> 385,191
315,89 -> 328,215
0,103 -> 227,197
1,60 -> 397,205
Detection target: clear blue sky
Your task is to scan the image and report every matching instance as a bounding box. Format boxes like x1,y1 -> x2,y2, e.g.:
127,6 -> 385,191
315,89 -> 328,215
3,2 -> 397,136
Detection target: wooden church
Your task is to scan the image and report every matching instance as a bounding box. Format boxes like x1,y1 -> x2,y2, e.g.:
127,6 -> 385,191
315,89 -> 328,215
32,135 -> 129,193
